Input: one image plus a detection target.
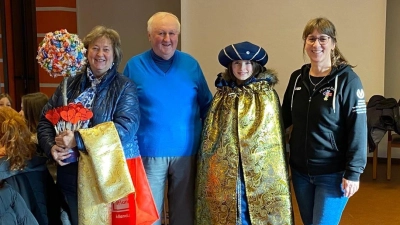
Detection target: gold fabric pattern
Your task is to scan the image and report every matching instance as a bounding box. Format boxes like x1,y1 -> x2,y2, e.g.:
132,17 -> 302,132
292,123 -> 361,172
196,81 -> 293,225
78,121 -> 135,225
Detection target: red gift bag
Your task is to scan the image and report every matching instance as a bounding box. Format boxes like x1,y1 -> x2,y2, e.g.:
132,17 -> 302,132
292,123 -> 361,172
112,157 -> 159,225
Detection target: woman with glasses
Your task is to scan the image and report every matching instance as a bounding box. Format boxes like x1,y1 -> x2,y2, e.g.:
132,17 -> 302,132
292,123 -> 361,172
282,17 -> 367,225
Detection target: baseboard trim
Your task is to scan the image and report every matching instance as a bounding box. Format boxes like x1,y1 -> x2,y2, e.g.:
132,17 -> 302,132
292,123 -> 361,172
367,157 -> 400,164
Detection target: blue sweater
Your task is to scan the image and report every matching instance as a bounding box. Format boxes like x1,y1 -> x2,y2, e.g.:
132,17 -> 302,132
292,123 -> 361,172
124,50 -> 212,157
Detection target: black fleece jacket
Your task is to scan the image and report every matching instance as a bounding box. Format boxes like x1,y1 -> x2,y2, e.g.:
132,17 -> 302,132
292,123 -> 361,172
282,64 -> 367,181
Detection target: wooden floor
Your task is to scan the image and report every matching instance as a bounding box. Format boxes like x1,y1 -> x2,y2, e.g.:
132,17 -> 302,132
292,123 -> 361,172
291,162 -> 400,225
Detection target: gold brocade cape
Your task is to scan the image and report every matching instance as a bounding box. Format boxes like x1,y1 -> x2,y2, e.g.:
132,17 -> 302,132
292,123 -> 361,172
77,122 -> 135,225
195,72 -> 293,225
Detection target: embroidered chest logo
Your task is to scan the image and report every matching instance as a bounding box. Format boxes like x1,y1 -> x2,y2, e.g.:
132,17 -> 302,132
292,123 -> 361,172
323,90 -> 332,101
320,86 -> 335,101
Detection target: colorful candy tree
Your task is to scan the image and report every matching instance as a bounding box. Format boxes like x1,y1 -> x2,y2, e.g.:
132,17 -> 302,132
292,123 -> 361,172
37,29 -> 87,106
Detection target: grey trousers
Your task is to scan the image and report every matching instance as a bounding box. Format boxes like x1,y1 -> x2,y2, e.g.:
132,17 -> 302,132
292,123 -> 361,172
142,156 -> 195,225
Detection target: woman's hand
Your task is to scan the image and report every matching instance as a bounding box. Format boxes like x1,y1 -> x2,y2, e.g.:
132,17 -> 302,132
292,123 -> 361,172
53,131 -> 77,166
342,178 -> 360,198
55,130 -> 77,149
50,145 -> 71,166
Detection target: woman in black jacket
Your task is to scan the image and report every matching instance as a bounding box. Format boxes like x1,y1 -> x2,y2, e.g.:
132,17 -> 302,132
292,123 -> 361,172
282,17 -> 367,225
37,26 -> 155,225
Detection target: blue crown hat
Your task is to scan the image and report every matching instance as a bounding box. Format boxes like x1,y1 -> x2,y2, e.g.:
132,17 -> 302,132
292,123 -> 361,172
218,41 -> 268,68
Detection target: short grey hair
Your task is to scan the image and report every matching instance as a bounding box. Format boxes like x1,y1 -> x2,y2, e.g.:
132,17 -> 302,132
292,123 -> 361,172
147,12 -> 181,34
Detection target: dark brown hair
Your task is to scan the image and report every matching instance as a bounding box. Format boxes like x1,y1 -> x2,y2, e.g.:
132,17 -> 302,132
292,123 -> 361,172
21,92 -> 48,134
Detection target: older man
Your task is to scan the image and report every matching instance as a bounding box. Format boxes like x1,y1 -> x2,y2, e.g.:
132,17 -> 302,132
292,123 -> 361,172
123,12 -> 212,225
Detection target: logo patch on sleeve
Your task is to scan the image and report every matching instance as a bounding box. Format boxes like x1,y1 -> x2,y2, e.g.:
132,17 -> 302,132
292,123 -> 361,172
356,89 -> 365,99
353,100 -> 366,114
352,89 -> 366,114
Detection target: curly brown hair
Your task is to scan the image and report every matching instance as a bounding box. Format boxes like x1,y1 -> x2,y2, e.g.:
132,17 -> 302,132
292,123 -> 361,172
0,107 -> 36,170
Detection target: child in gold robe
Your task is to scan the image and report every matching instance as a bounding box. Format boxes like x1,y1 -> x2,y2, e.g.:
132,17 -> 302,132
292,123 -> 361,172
195,41 -> 293,225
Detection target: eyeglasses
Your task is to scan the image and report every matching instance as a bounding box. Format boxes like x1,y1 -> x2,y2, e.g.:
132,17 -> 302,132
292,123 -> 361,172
306,35 -> 331,45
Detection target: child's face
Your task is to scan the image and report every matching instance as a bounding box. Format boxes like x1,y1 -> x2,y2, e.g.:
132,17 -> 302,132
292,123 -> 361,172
231,60 -> 254,84
0,97 -> 11,108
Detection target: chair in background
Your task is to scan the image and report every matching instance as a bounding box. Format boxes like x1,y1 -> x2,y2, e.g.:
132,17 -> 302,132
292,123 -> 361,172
367,95 -> 400,180
372,145 -> 378,180
387,130 -> 400,180
372,131 -> 400,180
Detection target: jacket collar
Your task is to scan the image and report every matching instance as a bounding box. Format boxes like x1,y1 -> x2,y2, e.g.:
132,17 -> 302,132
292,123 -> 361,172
215,68 -> 278,88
